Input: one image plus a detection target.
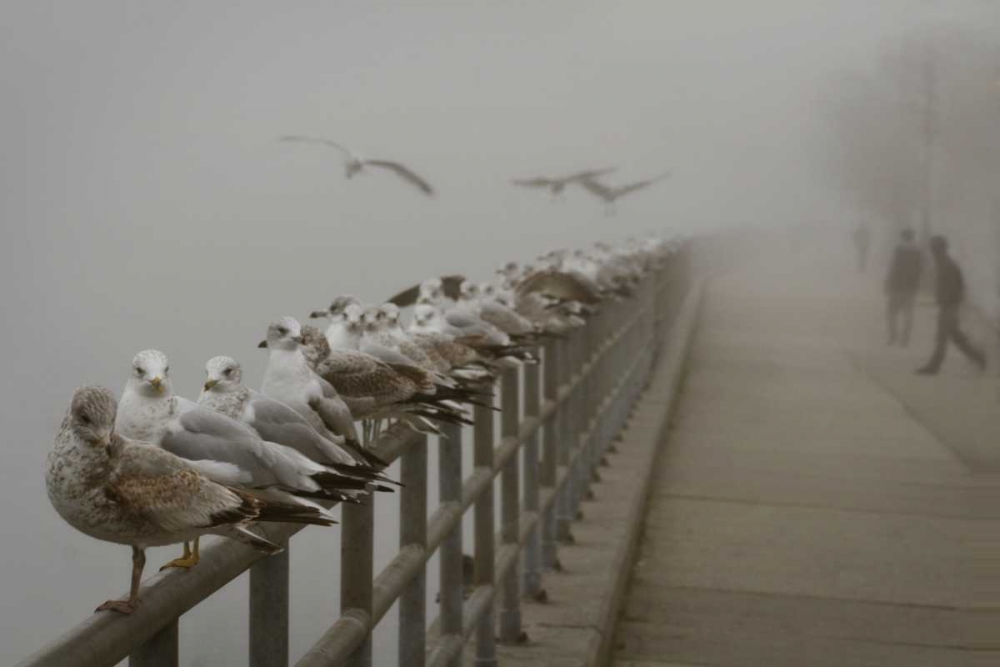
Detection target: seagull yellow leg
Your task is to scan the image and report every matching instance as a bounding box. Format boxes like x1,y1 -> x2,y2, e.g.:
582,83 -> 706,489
159,537 -> 201,571
96,546 -> 145,614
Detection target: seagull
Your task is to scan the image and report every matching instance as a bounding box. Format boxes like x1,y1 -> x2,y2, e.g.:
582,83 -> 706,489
458,280 -> 538,338
512,168 -> 616,198
280,135 -> 435,197
309,295 -> 365,350
298,325 -> 477,434
198,355 -> 394,488
46,387 -> 335,614
259,317 -> 383,465
578,171 -> 671,213
115,350 -> 360,568
361,304 -> 451,375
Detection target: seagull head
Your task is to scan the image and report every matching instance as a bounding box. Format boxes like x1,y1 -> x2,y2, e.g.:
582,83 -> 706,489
300,325 -> 331,366
203,356 -> 242,392
261,316 -> 303,351
459,280 -> 479,301
419,277 -> 443,303
68,386 -> 117,449
479,282 -> 498,299
344,159 -> 364,178
380,303 -> 402,330
343,303 -> 364,335
411,303 -> 440,330
129,350 -> 172,397
361,305 -> 386,334
328,295 -> 361,319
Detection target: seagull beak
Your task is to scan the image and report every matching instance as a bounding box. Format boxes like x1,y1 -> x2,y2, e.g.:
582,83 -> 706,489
149,377 -> 164,392
309,310 -> 329,319
203,379 -> 218,391
258,340 -> 268,349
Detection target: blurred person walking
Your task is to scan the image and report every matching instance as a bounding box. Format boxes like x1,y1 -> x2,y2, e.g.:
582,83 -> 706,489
916,235 -> 986,375
884,228 -> 922,346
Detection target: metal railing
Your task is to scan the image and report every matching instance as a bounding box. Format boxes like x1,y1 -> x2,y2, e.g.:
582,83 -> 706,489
19,244 -> 694,667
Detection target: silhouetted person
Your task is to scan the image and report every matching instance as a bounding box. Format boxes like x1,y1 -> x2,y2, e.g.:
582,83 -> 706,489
916,235 -> 986,375
884,228 -> 922,346
852,222 -> 871,273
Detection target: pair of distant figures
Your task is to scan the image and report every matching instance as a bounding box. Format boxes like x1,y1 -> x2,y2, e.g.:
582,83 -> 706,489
883,230 -> 986,375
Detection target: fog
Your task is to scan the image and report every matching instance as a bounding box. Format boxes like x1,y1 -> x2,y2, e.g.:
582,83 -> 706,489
2,1 -> 997,664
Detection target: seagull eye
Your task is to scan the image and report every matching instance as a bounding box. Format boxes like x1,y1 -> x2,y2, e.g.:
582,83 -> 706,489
164,366 -> 169,375
80,415 -> 92,425
224,368 -> 233,376
134,367 -> 144,376
277,327 -> 288,336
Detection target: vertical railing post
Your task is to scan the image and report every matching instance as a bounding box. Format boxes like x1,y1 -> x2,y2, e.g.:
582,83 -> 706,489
250,548 -> 289,667
438,424 -> 463,667
585,308 -> 600,488
341,490 -> 374,667
399,435 -> 428,667
473,400 -> 498,666
568,326 -> 584,520
540,339 -> 560,569
129,621 -> 178,667
555,333 -> 575,544
522,354 -> 543,598
499,367 -> 523,643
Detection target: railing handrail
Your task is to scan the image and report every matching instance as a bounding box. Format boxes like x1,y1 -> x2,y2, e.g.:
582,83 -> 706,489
18,244 -> 694,667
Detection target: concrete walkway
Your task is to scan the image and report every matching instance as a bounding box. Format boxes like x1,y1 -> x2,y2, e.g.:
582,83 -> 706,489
613,257 -> 1000,666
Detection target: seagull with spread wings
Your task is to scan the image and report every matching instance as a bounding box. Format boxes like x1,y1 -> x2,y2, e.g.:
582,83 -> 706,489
280,135 -> 436,197
511,168 -> 616,198
578,171 -> 671,213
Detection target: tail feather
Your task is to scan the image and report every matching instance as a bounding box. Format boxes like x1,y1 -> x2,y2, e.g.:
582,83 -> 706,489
339,438 -> 389,470
230,526 -> 284,555
312,471 -> 376,490
251,496 -> 339,526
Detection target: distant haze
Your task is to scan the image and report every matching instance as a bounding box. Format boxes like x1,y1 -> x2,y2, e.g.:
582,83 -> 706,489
2,1 -> 996,664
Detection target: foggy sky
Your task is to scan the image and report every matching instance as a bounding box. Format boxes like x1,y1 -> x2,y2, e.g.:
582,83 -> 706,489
1,1 -> 997,662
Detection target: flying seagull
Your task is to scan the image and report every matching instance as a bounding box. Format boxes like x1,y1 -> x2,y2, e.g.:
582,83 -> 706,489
280,135 -> 435,196
512,168 -> 616,198
578,171 -> 671,212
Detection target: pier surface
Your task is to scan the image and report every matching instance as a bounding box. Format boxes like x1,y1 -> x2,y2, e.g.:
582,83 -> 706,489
506,255 -> 999,666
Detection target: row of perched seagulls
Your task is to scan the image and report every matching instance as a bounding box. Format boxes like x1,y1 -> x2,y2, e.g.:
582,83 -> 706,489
45,234 -> 678,614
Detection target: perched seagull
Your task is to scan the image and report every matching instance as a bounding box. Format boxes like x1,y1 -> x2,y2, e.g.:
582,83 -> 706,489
259,317 -> 382,465
198,356 -> 392,488
459,280 -> 537,338
578,171 -> 671,212
115,350 -> 354,568
512,168 -> 616,198
46,387 -> 334,614
410,302 -> 537,366
309,295 -> 364,350
280,135 -> 435,197
359,305 -> 451,375
298,325 -> 475,434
